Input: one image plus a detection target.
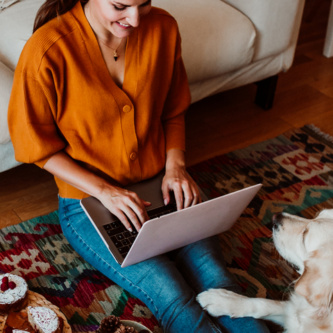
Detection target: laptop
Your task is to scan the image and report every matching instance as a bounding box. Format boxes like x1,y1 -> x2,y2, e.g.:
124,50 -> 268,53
81,173 -> 262,267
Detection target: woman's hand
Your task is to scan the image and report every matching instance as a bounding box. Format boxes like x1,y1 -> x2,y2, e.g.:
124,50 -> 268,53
98,185 -> 151,232
43,151 -> 150,232
162,149 -> 201,210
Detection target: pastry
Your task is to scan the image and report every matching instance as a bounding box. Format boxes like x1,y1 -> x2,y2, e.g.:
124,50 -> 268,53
1,276 -> 66,333
4,306 -> 63,333
27,306 -> 61,333
0,274 -> 28,314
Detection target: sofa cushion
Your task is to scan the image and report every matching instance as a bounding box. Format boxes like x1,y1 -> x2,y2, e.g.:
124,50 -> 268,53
153,0 -> 256,83
223,0 -> 305,61
0,62 -> 14,144
1,0 -> 256,84
0,0 -> 43,70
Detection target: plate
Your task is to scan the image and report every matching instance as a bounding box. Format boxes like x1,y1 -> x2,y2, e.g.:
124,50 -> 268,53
121,320 -> 152,332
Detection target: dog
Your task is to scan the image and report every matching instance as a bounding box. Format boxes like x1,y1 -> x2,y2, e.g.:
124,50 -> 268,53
197,209 -> 333,332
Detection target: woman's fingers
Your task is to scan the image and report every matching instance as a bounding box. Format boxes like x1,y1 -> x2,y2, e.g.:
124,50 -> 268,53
100,188 -> 150,232
171,180 -> 184,210
162,172 -> 202,210
111,208 -> 138,232
122,197 -> 150,231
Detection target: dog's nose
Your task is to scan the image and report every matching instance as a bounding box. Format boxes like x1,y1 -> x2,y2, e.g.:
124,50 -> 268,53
272,213 -> 283,229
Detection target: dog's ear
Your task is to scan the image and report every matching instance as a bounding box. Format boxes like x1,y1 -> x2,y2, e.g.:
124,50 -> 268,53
295,247 -> 333,316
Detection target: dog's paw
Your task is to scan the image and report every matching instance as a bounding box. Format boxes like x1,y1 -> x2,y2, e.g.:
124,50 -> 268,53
197,289 -> 247,318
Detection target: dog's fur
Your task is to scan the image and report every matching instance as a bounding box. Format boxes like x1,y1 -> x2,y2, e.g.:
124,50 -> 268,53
197,209 -> 333,332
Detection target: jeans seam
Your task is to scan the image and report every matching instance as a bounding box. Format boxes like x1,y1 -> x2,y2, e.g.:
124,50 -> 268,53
208,319 -> 224,333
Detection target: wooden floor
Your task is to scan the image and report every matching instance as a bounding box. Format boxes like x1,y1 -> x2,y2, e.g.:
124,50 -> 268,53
1,0 -> 333,228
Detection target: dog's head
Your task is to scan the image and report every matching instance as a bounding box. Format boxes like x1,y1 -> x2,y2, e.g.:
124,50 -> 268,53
273,209 -> 333,316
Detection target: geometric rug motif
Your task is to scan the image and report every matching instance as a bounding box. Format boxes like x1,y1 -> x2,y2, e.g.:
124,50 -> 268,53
273,149 -> 331,180
1,124 -> 333,332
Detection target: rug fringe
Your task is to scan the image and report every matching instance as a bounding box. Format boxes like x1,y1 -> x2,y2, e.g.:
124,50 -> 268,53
303,124 -> 333,146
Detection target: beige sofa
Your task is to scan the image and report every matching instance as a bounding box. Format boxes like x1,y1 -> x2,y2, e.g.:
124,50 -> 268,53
0,0 -> 305,172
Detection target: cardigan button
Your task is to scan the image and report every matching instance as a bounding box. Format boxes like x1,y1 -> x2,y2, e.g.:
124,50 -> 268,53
130,152 -> 137,160
123,105 -> 131,113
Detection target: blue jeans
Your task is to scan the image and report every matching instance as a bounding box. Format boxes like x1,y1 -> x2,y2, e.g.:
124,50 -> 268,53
58,197 -> 270,333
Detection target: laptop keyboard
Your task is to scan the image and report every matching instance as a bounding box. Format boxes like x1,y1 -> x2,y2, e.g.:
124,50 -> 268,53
146,203 -> 177,220
103,222 -> 138,257
102,203 -> 177,258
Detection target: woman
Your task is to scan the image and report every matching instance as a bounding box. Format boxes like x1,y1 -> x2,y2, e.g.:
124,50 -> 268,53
8,0 -> 270,332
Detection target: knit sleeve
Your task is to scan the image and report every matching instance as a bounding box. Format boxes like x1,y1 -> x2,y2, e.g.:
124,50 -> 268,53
8,68 -> 66,168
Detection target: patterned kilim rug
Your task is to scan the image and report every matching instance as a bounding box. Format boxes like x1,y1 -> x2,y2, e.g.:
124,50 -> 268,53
1,124 -> 333,332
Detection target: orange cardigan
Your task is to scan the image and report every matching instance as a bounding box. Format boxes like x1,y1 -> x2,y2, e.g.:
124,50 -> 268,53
8,3 -> 191,199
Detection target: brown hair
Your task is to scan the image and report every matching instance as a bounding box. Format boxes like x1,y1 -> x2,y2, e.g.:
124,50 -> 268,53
33,0 -> 88,32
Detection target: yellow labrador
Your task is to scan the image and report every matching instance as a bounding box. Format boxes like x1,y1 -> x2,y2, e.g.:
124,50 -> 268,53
197,209 -> 333,332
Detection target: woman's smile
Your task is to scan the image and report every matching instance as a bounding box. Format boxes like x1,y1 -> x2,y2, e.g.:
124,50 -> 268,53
117,21 -> 132,29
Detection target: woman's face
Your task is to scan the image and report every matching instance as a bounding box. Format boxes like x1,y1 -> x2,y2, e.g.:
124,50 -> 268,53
87,0 -> 152,39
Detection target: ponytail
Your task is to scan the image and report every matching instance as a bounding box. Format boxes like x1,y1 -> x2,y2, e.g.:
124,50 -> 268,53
33,0 -> 88,32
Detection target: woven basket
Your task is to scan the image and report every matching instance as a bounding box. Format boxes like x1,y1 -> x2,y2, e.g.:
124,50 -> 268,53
0,290 -> 72,332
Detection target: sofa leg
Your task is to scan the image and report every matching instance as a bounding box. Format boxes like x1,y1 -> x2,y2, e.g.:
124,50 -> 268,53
255,75 -> 279,110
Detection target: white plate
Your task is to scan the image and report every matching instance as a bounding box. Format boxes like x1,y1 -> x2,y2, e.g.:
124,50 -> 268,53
121,320 -> 152,332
